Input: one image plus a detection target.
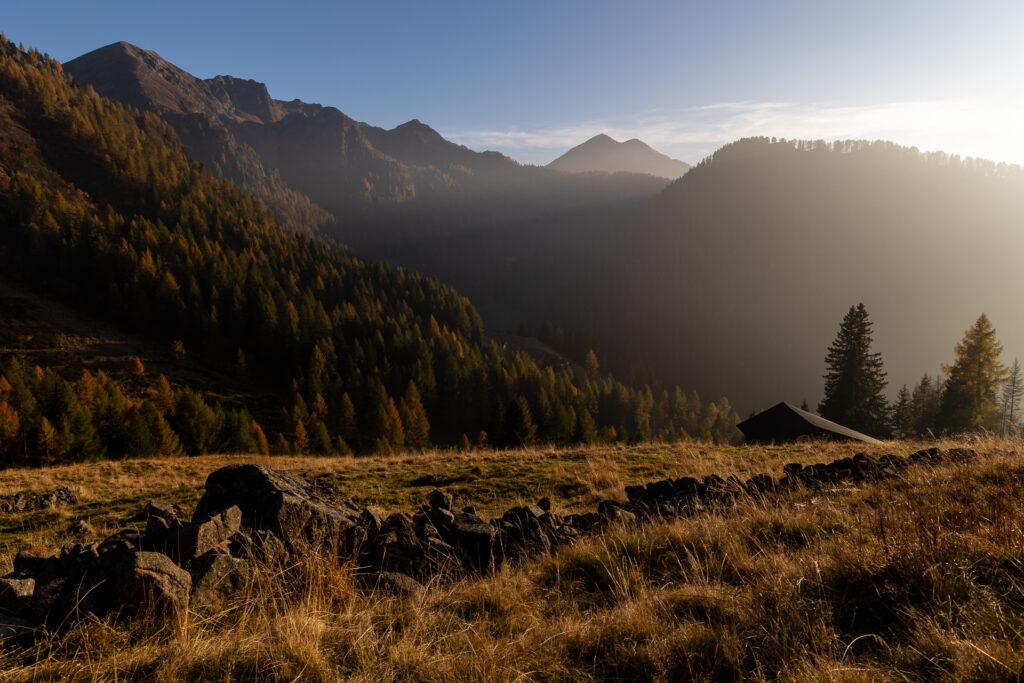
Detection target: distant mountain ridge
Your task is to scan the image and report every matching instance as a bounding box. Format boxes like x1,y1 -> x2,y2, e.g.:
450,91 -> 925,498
375,137 -> 1024,413
65,42 -> 667,246
548,134 -> 690,179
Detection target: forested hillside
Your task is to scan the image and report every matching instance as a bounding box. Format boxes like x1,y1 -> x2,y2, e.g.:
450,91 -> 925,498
0,37 -> 739,462
380,137 -> 1024,412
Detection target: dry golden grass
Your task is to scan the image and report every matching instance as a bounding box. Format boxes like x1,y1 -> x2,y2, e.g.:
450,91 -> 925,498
0,435 -> 1020,680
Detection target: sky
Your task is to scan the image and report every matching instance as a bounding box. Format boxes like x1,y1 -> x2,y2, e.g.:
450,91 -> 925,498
4,0 -> 1024,165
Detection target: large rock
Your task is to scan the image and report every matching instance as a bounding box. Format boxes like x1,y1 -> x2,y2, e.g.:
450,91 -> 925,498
0,578 -> 34,617
190,550 -> 249,615
194,465 -> 360,550
446,512 -> 496,571
166,506 -> 242,563
143,500 -> 183,544
112,550 -> 191,617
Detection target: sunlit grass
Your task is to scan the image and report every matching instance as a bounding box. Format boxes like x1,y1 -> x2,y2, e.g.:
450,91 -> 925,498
0,435 -> 1020,680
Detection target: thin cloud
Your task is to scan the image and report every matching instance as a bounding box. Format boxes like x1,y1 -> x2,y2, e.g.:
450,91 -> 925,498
443,100 -> 1024,166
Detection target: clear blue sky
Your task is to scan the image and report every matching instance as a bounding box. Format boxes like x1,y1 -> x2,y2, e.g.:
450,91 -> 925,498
4,0 -> 1023,164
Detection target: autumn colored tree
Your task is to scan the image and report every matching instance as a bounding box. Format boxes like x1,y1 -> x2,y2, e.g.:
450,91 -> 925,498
510,397 -> 537,446
399,381 -> 430,451
937,314 -> 1007,433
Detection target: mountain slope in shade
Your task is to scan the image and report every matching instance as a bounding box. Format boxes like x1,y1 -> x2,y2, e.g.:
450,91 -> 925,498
548,134 -> 691,179
65,43 -> 668,247
379,137 -> 1024,414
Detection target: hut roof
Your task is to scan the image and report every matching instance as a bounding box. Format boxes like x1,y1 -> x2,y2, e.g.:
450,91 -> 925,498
737,402 -> 882,444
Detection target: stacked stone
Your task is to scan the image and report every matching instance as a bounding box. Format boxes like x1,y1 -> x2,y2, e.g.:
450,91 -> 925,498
0,485 -> 79,513
0,447 -> 976,632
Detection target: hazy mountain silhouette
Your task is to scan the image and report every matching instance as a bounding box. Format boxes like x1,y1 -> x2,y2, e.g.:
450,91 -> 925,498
548,134 -> 691,179
65,43 -> 667,247
380,138 -> 1024,413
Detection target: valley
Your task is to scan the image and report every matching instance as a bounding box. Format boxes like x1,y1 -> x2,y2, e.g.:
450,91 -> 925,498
0,10 -> 1022,680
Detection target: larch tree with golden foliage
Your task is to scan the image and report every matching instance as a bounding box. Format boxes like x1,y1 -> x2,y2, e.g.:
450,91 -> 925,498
937,313 -> 1007,433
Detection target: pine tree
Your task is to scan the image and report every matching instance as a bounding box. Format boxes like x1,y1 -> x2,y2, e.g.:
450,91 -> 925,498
398,381 -> 430,450
252,420 -> 270,456
509,396 -> 537,446
171,389 -> 220,455
891,385 -> 914,439
910,374 -> 942,436
818,303 -> 890,437
154,374 -> 175,414
272,433 -> 292,455
293,419 -> 309,453
575,407 -> 599,444
998,358 -> 1022,436
937,314 -> 1007,433
124,407 -> 156,457
0,401 -> 19,452
139,400 -> 184,456
36,416 -> 59,465
383,397 -> 405,449
338,393 -> 358,445
307,421 -> 330,454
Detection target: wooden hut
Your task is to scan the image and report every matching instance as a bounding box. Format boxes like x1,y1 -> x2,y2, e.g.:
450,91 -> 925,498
737,402 -> 881,444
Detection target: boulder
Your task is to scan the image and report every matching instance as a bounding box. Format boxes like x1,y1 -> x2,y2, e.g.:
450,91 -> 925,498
597,500 -> 637,526
447,512 -> 496,571
166,506 -> 242,563
68,520 -> 95,537
428,489 -> 453,511
359,512 -> 427,578
420,504 -> 455,531
112,550 -> 191,617
143,500 -> 182,543
361,571 -> 423,596
190,550 -> 249,615
194,465 -> 360,550
746,473 -> 776,493
0,578 -> 34,616
624,485 -> 645,502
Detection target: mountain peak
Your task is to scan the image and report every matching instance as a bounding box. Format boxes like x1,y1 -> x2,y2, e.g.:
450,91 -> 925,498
548,134 -> 690,179
393,118 -> 442,138
65,41 -> 229,119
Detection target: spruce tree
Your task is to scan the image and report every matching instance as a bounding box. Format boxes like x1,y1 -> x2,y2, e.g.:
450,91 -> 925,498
937,314 -> 1007,432
911,374 -> 942,436
891,385 -> 914,439
818,303 -> 890,437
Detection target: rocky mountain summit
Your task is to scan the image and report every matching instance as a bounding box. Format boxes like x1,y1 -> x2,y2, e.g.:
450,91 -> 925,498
64,42 -> 668,245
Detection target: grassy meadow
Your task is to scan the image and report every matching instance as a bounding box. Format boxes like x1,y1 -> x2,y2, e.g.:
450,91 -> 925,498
0,436 -> 1021,681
